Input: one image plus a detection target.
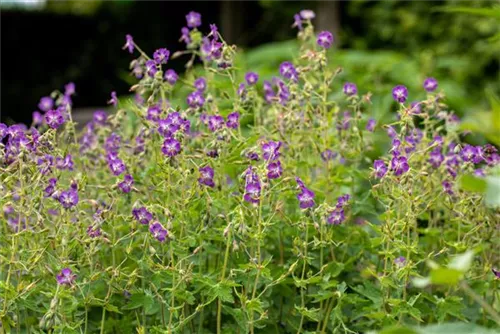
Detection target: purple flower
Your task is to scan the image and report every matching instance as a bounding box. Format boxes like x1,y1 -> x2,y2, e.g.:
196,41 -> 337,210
162,137 -> 181,157
145,60 -> 157,78
150,222 -> 168,242
180,27 -> 191,44
105,133 -> 121,154
201,37 -> 223,60
432,135 -> 443,147
387,126 -> 398,139
394,256 -> 406,267
336,194 -> 350,208
238,83 -> 247,99
292,14 -> 303,30
64,82 -> 75,96
429,148 -> 444,168
207,149 -> 219,158
37,154 -> 54,175
87,225 -> 102,238
157,119 -> 173,137
44,178 -> 58,197
226,112 -> 240,129
321,149 -> 337,162
118,174 -> 134,193
267,160 -> 283,179
186,90 -> 205,108
132,207 -> 153,225
423,77 -> 438,92
56,268 -> 76,285
0,123 -> 7,140
146,106 -> 162,121
194,77 -> 207,91
45,109 -> 65,129
132,64 -> 144,81
300,9 -> 315,20
295,177 -> 306,190
198,166 -> 215,188
153,48 -> 170,65
56,154 -> 74,171
391,156 -> 409,176
337,111 -> 351,131
474,168 -> 486,177
484,144 -> 500,166
262,141 -> 281,161
327,209 -> 345,225
186,11 -> 201,28
93,111 -> 107,126
108,157 -> 126,176
123,34 -> 134,53
208,115 -> 225,132
460,144 -> 479,163
279,62 -> 298,82
246,152 -> 260,161
410,101 -> 422,114
38,96 -> 53,112
442,180 -> 454,195
164,69 -> 178,85
32,111 -> 43,126
366,119 -> 376,132
108,91 -> 118,107
59,189 -> 79,209
392,85 -> 408,103
244,167 -> 261,204
492,268 -> 500,279
343,82 -> 357,96
317,31 -> 334,49
180,119 -> 191,133
210,23 -> 219,39
297,187 -> 315,209
244,182 -> 261,204
245,72 -> 259,86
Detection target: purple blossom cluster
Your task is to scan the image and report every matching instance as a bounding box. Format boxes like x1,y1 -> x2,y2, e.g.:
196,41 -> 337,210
327,194 -> 350,225
2,11 -> 499,326
296,177 -> 315,209
244,166 -> 261,204
131,207 -> 167,242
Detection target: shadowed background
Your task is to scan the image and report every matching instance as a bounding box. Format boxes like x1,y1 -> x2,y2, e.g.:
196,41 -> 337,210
1,0 -> 499,128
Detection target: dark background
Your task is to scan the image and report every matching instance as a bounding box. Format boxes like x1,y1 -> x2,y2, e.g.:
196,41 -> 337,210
1,0 -> 499,126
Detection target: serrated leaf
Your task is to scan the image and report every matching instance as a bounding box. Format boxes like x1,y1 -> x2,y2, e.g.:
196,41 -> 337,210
295,305 -> 321,322
105,303 -> 122,314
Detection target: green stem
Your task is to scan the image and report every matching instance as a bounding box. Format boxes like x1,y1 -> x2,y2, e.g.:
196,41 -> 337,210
460,281 -> 500,326
296,219 -> 309,334
217,223 -> 232,334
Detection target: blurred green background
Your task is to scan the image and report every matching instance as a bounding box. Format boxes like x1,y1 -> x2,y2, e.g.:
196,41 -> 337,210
1,0 -> 499,138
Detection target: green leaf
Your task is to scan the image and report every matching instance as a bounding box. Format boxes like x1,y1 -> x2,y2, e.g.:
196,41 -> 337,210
378,326 -> 419,334
324,262 -> 345,278
105,303 -> 122,314
448,250 -> 474,272
246,298 -> 264,315
416,322 -> 499,334
430,268 -> 462,286
207,282 -> 235,304
222,306 -> 248,333
459,174 -> 487,193
295,305 -> 321,322
122,292 -> 154,311
374,322 -> 499,334
435,6 -> 500,19
485,176 -> 500,208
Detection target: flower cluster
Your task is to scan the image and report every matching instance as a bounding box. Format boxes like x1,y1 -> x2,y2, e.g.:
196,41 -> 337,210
1,9 -> 498,334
